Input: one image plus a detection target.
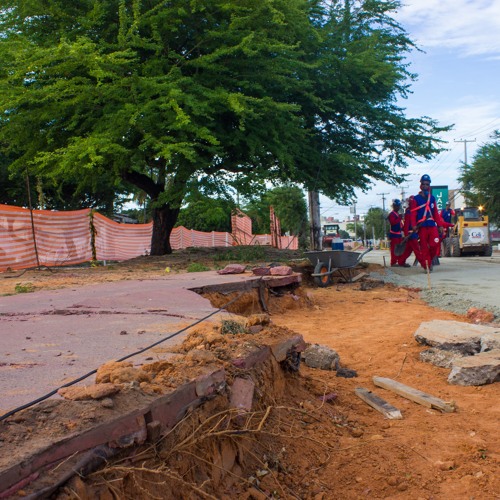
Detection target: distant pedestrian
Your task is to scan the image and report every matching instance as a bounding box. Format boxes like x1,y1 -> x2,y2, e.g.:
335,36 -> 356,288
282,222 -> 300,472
409,174 -> 450,272
440,201 -> 456,238
387,199 -> 410,267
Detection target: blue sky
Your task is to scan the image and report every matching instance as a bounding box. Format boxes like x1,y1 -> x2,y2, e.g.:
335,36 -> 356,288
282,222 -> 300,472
321,0 -> 500,220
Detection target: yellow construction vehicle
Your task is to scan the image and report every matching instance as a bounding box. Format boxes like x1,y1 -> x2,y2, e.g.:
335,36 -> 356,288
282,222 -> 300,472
443,207 -> 492,257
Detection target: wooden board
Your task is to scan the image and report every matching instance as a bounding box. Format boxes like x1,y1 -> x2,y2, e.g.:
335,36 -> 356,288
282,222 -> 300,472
350,272 -> 367,283
355,387 -> 402,419
373,377 -> 456,413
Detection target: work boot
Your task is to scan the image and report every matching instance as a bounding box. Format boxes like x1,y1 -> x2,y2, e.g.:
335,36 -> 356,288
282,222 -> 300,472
399,263 -> 411,268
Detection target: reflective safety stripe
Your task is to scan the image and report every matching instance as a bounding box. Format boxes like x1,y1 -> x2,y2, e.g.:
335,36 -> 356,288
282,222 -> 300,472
411,195 -> 434,224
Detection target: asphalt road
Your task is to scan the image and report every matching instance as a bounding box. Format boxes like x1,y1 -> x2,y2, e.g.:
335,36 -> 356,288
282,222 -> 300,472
363,249 -> 500,310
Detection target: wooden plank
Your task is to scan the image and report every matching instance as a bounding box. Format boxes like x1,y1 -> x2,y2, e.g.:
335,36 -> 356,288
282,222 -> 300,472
372,377 -> 456,413
355,387 -> 402,419
351,272 -> 367,283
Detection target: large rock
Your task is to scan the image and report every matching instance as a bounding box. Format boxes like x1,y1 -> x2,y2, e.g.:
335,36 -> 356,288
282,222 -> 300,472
481,332 -> 500,352
414,320 -> 500,355
217,264 -> 246,275
448,350 -> 500,386
269,266 -> 293,276
303,344 -> 339,370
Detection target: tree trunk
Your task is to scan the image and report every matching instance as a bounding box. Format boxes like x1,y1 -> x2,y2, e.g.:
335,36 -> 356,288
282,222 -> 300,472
150,204 -> 180,255
308,191 -> 322,250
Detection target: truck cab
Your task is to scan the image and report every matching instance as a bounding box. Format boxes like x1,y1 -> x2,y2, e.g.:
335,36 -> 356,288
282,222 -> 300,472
321,224 -> 340,249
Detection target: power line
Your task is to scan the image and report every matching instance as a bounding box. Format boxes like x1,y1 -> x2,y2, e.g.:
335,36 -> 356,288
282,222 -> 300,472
461,117 -> 500,138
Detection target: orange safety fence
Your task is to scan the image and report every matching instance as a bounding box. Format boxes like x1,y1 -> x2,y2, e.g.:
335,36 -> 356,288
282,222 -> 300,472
169,226 -> 233,250
0,205 -> 92,271
93,212 -> 152,261
0,204 -> 297,272
231,209 -> 254,245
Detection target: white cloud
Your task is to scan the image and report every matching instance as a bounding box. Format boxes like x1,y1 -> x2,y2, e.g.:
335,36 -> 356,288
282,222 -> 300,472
397,0 -> 500,57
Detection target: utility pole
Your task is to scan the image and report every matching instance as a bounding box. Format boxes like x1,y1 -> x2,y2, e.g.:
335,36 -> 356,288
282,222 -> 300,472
350,203 -> 357,238
308,191 -> 321,250
455,138 -> 476,193
400,184 -> 409,203
377,192 -> 389,241
353,203 -> 357,239
454,138 -> 476,168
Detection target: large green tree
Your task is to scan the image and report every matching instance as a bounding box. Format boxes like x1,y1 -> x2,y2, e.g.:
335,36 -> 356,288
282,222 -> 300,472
244,185 -> 308,240
0,0 -> 449,254
363,207 -> 387,240
459,131 -> 500,225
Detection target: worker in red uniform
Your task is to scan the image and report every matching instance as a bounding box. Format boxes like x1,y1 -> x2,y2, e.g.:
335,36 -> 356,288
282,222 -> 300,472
387,199 -> 410,267
440,201 -> 455,238
402,196 -> 422,264
409,174 -> 449,272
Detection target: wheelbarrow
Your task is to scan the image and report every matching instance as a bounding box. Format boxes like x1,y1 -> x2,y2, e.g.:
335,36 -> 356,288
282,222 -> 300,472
306,248 -> 373,287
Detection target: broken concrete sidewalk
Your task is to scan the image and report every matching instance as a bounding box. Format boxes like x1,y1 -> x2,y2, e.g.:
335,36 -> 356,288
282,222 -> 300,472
448,350 -> 500,386
414,320 -> 500,386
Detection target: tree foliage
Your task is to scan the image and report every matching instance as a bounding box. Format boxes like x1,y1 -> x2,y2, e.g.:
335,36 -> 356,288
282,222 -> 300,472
345,222 -> 363,239
176,189 -> 234,233
363,207 -> 387,240
243,185 -> 308,237
0,0 -> 450,254
459,132 -> 500,225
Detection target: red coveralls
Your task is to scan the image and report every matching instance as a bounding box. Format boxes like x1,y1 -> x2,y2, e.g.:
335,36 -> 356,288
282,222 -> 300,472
409,193 -> 447,270
402,203 -> 422,264
387,209 -> 407,266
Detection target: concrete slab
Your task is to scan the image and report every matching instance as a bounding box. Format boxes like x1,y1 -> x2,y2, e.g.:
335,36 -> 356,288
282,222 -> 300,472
414,320 -> 500,355
448,349 -> 500,386
0,271 -> 278,413
481,332 -> 500,352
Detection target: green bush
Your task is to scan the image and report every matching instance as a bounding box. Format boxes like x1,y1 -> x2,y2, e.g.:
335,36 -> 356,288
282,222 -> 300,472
15,282 -> 35,293
186,262 -> 210,272
220,319 -> 249,335
214,246 -> 266,262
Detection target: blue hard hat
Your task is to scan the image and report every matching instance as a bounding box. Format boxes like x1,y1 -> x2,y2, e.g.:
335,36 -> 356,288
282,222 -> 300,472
393,199 -> 401,206
420,174 -> 431,183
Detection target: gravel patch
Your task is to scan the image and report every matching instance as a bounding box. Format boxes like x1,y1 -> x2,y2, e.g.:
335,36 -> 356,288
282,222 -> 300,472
370,270 -> 500,320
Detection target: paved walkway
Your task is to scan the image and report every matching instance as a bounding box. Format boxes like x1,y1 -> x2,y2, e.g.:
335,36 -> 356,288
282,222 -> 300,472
0,272 -> 261,413
363,249 -> 500,309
